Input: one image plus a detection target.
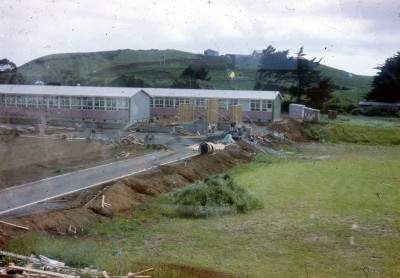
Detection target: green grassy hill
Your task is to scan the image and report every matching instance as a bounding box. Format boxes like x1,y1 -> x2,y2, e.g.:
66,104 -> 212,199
16,49 -> 372,105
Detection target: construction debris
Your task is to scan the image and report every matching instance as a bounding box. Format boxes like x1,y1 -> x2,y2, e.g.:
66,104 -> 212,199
4,264 -> 76,278
0,253 -> 154,278
106,133 -> 144,146
39,256 -> 65,268
0,220 -> 29,231
0,252 -> 40,264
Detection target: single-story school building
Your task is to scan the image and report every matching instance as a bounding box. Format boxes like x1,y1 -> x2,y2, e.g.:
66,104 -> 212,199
144,88 -> 282,122
0,85 -> 282,124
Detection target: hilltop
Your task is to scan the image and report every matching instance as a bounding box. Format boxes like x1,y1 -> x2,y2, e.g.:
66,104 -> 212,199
14,49 -> 372,108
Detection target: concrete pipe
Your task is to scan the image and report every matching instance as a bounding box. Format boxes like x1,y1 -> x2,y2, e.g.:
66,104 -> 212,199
199,142 -> 216,155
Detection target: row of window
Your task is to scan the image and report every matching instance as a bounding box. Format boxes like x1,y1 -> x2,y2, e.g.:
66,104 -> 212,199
0,94 -> 129,111
0,94 -> 272,112
250,100 -> 273,111
150,97 -> 272,111
150,97 -> 241,110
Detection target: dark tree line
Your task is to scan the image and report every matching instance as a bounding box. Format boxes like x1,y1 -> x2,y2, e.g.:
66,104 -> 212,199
367,52 -> 400,103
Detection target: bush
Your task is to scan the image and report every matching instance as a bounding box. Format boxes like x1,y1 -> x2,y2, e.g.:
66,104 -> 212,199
364,107 -> 399,117
161,174 -> 263,217
351,108 -> 365,115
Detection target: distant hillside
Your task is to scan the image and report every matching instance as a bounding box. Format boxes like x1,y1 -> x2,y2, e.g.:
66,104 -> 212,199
15,48 -> 372,103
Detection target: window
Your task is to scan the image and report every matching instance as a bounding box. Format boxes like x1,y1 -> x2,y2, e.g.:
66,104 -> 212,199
195,98 -> 205,108
37,96 -> 48,108
230,99 -> 239,105
49,96 -> 59,108
106,98 -> 117,110
60,96 -> 70,109
16,95 -> 25,107
251,100 -> 272,111
70,97 -> 80,109
250,100 -> 260,111
218,99 -> 228,110
82,97 -> 93,109
6,95 -> 16,106
116,98 -> 128,111
0,94 -> 5,106
27,96 -> 37,108
174,98 -> 185,108
164,97 -> 174,108
94,97 -> 105,110
154,97 -> 164,107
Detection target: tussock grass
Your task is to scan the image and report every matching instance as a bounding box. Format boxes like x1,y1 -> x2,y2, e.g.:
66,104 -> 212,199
160,174 -> 263,217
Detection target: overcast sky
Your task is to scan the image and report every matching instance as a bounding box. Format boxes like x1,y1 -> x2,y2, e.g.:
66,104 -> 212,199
1,0 -> 399,76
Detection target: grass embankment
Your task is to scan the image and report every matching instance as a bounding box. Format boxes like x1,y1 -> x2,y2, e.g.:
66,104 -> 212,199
302,116 -> 400,145
6,142 -> 400,277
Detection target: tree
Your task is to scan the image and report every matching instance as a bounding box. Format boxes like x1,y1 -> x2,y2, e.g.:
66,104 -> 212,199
0,59 -> 16,72
290,47 -> 321,102
0,58 -> 24,84
366,52 -> 400,103
171,66 -> 211,89
254,45 -> 296,91
305,76 -> 333,110
255,46 -> 330,106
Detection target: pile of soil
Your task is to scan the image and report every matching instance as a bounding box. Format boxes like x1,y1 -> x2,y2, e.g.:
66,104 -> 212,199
0,141 -> 256,248
263,119 -> 310,142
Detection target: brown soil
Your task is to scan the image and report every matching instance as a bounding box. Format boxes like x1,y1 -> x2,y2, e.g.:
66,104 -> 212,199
0,141 -> 256,248
164,263 -> 241,278
260,119 -> 310,142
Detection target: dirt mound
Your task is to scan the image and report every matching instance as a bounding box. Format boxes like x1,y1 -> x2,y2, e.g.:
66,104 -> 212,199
0,142 -> 257,247
164,263 -> 240,278
265,119 -> 310,142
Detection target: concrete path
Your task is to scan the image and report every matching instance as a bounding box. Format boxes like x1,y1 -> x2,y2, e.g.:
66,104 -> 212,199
0,147 -> 198,216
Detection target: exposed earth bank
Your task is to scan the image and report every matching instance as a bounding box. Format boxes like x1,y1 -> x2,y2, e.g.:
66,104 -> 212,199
0,141 -> 257,247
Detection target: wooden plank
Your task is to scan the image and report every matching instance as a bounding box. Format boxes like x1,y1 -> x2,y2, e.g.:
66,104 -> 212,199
7,265 -> 75,278
101,271 -> 110,278
207,99 -> 218,123
127,268 -> 154,277
178,103 -> 194,122
229,104 -> 243,124
0,220 -> 30,231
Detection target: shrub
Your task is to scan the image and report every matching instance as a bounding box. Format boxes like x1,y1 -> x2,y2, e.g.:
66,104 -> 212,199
351,108 -> 365,115
364,107 -> 398,117
161,174 -> 263,217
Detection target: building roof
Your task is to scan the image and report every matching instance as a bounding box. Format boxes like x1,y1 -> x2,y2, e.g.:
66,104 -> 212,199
0,85 -> 281,101
359,101 -> 400,107
141,88 -> 281,100
0,84 -> 143,98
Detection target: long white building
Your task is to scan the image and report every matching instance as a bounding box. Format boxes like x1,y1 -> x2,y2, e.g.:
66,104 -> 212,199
0,85 -> 282,124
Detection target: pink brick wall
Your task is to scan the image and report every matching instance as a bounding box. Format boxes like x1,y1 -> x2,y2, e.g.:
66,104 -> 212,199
0,107 -> 129,121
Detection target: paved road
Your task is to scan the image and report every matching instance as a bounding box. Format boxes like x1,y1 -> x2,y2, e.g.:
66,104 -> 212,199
0,141 -> 199,216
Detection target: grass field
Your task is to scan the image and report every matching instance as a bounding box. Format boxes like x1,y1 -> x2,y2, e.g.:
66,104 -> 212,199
302,116 -> 400,145
7,140 -> 400,277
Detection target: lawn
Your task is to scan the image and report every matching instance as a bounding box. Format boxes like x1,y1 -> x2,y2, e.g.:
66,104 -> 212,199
7,142 -> 400,277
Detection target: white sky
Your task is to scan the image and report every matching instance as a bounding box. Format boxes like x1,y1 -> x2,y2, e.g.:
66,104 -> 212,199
1,0 -> 399,76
